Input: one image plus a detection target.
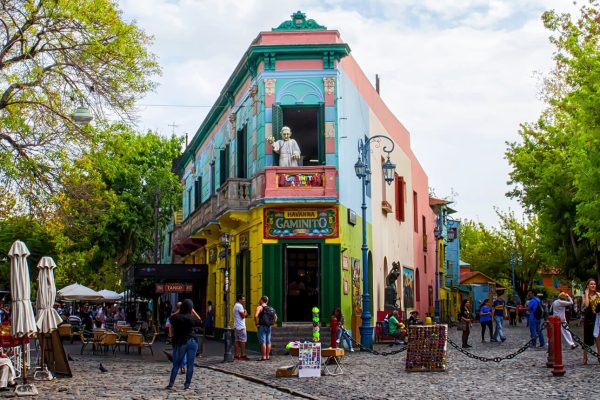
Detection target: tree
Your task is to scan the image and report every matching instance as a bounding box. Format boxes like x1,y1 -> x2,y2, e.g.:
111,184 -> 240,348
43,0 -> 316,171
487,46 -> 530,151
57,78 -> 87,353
506,2 -> 600,280
0,0 -> 160,213
54,124 -> 182,288
460,211 -> 548,304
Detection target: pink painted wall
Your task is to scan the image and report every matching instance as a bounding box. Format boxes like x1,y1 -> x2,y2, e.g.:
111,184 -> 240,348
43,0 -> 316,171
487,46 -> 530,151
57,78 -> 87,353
255,31 -> 343,45
339,54 -> 437,317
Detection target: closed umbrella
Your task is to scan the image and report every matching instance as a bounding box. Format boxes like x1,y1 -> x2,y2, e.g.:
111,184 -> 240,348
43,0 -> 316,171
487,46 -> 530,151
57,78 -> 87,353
35,257 -> 62,381
35,257 -> 62,333
8,240 -> 37,391
8,240 -> 37,338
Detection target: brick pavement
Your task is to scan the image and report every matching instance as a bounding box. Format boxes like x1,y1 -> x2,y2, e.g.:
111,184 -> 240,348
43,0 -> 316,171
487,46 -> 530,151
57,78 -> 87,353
1,323 -> 599,399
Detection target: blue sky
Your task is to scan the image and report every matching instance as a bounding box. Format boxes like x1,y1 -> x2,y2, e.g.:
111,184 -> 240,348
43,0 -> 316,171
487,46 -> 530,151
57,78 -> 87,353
119,0 -> 578,227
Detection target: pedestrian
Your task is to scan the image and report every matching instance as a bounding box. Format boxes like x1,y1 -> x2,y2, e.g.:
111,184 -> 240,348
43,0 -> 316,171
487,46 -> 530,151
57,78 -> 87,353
526,290 -> 545,348
387,310 -> 406,345
492,292 -> 507,342
254,295 -> 277,361
552,292 -> 577,350
204,300 -> 214,337
166,299 -> 202,390
460,299 -> 473,348
506,298 -> 517,326
581,278 -> 600,365
233,294 -> 249,360
332,308 -> 354,351
479,299 -> 493,342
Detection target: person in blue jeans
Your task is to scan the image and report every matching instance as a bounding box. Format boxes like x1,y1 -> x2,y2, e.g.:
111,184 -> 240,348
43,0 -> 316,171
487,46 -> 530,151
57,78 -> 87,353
332,308 -> 354,351
479,299 -> 493,342
527,291 -> 545,348
167,299 -> 202,390
492,293 -> 507,342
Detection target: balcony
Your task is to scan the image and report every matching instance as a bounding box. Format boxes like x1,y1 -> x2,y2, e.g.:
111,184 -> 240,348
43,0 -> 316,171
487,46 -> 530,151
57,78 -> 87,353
253,166 -> 338,201
172,178 -> 251,248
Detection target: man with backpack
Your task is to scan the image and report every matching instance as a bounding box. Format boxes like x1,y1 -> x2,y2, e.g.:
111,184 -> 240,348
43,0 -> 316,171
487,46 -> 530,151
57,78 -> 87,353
254,295 -> 277,361
527,290 -> 546,348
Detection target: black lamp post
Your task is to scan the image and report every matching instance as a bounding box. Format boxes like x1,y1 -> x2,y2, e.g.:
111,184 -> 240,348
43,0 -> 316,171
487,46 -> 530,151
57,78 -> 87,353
354,134 -> 396,350
220,232 -> 234,362
433,221 -> 442,323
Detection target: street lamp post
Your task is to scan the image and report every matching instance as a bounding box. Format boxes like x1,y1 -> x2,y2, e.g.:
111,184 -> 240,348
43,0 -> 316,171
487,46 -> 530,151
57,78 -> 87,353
220,232 -> 234,362
354,134 -> 396,350
433,221 -> 442,323
510,252 -> 515,298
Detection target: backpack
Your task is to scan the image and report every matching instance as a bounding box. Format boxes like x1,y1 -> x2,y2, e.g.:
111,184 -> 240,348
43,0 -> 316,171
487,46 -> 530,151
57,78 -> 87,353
260,305 -> 276,326
534,301 -> 543,320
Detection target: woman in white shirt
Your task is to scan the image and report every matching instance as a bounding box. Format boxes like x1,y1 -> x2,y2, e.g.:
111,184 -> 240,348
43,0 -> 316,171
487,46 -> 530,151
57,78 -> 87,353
552,292 -> 577,349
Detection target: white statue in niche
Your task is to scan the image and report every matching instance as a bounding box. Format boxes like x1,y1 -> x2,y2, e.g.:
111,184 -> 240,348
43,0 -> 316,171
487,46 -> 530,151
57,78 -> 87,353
267,126 -> 301,167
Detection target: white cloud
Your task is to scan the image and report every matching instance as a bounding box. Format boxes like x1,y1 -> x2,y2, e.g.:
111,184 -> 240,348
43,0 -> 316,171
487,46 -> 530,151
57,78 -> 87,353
118,0 -> 579,226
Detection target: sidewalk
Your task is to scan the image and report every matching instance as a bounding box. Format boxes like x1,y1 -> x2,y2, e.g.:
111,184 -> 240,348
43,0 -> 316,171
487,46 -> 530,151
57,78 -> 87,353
3,323 -> 598,399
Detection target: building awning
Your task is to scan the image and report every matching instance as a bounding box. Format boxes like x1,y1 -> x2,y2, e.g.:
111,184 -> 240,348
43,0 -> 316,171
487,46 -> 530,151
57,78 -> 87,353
173,238 -> 206,256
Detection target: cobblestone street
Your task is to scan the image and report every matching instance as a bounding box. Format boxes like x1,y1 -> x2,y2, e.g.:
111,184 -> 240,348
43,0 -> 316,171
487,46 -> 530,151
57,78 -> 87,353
3,323 -> 599,399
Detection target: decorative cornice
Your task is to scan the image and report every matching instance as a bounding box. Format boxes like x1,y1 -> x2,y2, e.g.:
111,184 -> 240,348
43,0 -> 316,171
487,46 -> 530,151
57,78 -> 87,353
272,11 -> 327,31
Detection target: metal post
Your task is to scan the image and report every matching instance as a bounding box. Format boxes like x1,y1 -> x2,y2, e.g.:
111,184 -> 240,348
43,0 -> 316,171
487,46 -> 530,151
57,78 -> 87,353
434,237 -> 440,323
550,316 -> 565,376
223,241 -> 234,362
355,134 -> 396,351
359,173 -> 373,349
510,252 -> 515,299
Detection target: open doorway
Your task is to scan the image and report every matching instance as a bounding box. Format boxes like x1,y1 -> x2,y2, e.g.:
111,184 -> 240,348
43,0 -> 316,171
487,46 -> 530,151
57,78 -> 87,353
284,244 -> 320,322
281,106 -> 322,166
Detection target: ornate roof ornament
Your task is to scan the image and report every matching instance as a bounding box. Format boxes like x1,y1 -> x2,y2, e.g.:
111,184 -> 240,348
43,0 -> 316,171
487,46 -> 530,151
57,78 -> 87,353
272,11 -> 327,31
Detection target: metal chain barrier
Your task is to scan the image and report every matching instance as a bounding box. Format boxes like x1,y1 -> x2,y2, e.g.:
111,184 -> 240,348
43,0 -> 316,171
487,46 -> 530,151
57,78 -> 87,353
340,327 -> 407,356
562,322 -> 600,359
446,321 -> 548,363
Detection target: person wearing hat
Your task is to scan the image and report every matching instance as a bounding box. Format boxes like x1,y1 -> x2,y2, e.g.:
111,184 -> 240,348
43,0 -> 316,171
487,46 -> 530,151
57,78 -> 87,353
552,292 -> 577,349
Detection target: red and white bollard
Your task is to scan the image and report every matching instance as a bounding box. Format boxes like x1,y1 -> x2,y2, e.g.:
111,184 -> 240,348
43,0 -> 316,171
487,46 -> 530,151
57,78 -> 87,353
546,317 -> 554,368
330,316 -> 338,349
549,316 -> 565,376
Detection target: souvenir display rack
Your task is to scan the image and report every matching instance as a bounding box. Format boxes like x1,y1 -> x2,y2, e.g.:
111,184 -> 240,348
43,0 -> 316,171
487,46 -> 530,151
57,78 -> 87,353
405,324 -> 447,372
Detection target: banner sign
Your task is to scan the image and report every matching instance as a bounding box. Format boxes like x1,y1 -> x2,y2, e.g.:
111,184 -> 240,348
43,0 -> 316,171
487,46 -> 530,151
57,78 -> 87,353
155,283 -> 193,293
264,207 -> 339,239
277,173 -> 324,187
298,342 -> 321,378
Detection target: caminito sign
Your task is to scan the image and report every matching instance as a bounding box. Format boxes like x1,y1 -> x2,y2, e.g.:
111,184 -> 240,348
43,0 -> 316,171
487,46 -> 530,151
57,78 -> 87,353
155,283 -> 193,293
264,207 -> 338,239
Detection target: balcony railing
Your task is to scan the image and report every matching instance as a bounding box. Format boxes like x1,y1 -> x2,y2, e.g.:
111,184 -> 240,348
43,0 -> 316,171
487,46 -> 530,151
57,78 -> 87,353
172,166 -> 339,251
172,178 -> 252,245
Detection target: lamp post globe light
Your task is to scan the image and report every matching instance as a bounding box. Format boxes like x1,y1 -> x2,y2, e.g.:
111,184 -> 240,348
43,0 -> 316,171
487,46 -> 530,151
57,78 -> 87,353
220,232 -> 234,362
354,134 -> 396,350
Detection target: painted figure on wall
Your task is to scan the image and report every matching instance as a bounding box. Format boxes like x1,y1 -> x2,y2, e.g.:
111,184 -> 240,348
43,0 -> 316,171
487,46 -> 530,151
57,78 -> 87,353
268,126 -> 301,166
384,261 -> 401,309
403,267 -> 414,309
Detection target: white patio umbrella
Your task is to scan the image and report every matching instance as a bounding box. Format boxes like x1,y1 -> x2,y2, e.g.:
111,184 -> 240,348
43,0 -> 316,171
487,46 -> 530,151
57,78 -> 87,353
8,240 -> 37,338
98,289 -> 123,302
35,257 -> 62,333
35,257 -> 62,381
56,283 -> 103,301
8,240 -> 37,389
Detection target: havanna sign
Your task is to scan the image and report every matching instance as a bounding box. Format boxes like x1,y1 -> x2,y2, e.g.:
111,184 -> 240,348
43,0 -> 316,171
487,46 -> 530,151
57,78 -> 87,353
264,207 -> 338,239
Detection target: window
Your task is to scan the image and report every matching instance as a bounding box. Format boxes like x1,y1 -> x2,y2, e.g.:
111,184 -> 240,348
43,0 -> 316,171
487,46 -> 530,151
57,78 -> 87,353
210,161 -> 216,195
194,177 -> 202,209
413,191 -> 418,232
187,188 -> 192,215
272,104 -> 325,166
219,144 -> 230,186
395,174 -> 405,221
424,255 -> 427,274
237,125 -> 247,178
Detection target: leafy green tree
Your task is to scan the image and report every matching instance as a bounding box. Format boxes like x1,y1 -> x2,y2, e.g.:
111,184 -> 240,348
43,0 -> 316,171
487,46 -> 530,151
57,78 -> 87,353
460,211 -> 548,303
54,124 -> 182,288
0,0 -> 159,213
506,2 -> 600,280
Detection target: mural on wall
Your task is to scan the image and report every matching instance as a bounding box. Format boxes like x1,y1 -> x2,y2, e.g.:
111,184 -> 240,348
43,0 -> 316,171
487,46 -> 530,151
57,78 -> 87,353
351,257 -> 361,314
403,267 -> 414,309
264,207 -> 338,239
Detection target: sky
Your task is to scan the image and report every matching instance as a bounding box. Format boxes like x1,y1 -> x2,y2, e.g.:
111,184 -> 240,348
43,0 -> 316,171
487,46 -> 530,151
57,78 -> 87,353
119,0 -> 578,227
